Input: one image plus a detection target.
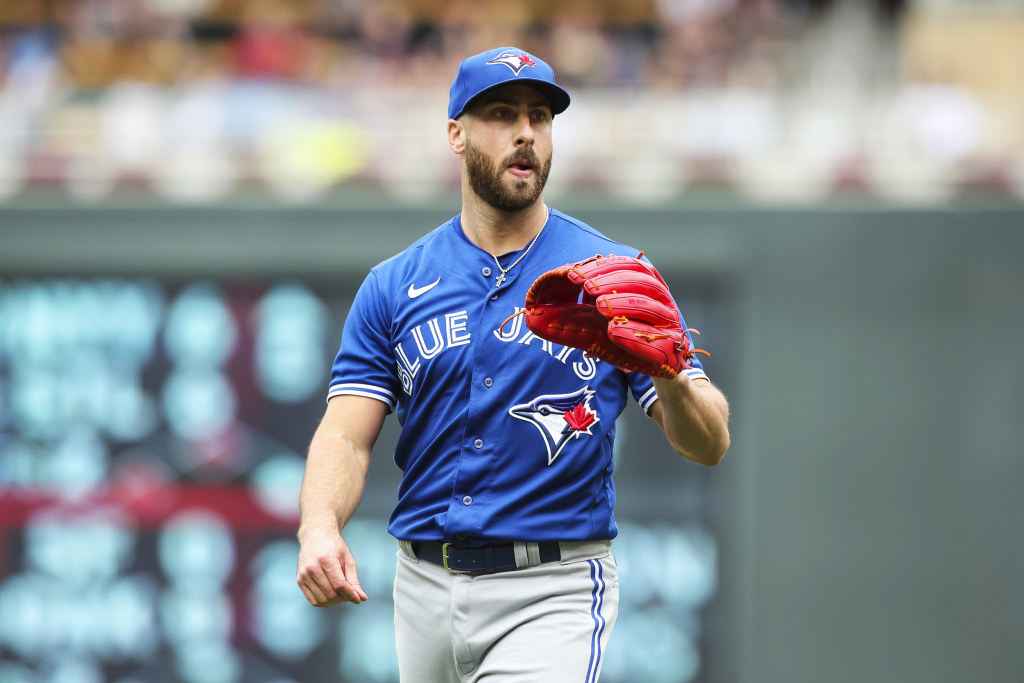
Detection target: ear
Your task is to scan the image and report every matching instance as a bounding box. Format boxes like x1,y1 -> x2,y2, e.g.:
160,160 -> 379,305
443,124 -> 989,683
448,119 -> 466,155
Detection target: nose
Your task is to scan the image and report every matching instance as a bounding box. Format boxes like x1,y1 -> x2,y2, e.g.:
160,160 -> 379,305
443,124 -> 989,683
514,112 -> 535,147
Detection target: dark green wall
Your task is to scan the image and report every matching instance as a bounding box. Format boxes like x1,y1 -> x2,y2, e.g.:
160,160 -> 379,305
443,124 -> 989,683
3,196 -> 1022,682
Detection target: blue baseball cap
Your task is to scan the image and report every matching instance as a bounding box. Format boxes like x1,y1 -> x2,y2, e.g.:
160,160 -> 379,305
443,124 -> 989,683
448,47 -> 571,120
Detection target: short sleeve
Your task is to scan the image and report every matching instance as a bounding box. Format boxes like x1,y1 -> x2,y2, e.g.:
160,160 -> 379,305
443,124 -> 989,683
327,271 -> 401,412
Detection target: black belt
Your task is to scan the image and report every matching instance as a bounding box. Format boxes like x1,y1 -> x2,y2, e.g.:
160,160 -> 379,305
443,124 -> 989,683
412,541 -> 561,574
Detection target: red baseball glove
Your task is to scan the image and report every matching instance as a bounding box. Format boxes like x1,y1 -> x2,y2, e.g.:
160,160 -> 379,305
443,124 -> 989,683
507,254 -> 709,378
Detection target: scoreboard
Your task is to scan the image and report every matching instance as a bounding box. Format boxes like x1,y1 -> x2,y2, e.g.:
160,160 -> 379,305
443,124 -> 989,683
0,275 -> 724,683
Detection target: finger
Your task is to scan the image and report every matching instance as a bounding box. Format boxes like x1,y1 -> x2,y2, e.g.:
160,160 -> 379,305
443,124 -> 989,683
313,593 -> 347,608
298,559 -> 341,605
571,254 -> 664,287
585,270 -> 671,303
594,291 -> 679,326
322,556 -> 366,604
298,579 -> 326,607
343,556 -> 369,602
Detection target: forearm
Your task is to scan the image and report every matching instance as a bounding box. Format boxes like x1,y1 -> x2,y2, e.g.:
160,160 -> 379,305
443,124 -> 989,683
298,430 -> 370,542
296,397 -> 384,607
651,375 -> 730,466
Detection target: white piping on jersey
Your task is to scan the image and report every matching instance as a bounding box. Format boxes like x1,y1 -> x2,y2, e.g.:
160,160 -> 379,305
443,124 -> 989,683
638,386 -> 659,414
636,369 -> 708,414
328,382 -> 397,410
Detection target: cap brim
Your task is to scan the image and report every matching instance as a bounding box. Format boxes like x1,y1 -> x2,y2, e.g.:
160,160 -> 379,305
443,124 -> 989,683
457,79 -> 571,119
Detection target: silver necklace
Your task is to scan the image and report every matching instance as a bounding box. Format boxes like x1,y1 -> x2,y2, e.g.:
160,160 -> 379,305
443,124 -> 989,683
491,208 -> 549,286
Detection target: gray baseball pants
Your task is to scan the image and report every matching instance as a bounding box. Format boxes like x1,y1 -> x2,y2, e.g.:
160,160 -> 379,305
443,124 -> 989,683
394,540 -> 619,682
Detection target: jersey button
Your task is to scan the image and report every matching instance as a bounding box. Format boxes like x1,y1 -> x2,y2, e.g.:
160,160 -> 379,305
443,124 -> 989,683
490,294 -> 498,301
483,377 -> 493,388
462,496 -> 473,506
473,438 -> 483,449
481,267 -> 492,277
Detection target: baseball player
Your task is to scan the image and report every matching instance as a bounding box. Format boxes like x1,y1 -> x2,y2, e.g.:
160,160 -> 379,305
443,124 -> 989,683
296,47 -> 730,682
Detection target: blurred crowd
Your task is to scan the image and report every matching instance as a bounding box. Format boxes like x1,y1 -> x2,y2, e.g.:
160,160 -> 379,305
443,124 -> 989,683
2,0 -> 796,89
1,0 -> 1021,203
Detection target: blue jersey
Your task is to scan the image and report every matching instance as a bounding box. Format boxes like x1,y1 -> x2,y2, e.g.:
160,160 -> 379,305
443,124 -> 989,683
328,209 -> 707,544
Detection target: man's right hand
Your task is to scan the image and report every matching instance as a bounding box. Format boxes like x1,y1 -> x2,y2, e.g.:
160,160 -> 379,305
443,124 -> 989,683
296,530 -> 369,607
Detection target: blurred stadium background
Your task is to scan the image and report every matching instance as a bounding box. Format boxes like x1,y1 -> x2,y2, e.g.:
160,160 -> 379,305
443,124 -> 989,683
0,1 -> 1022,682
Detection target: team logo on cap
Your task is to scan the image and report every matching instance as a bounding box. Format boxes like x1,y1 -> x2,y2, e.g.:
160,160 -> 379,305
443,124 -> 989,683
487,50 -> 537,75
509,387 -> 600,466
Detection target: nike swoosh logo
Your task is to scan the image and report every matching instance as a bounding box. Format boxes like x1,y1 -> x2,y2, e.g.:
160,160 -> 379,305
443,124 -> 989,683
408,277 -> 441,299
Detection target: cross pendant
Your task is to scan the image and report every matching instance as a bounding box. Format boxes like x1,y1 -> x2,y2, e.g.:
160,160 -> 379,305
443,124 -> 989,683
495,272 -> 506,286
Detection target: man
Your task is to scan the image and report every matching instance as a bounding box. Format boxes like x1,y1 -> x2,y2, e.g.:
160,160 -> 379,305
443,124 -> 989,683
296,46 -> 730,682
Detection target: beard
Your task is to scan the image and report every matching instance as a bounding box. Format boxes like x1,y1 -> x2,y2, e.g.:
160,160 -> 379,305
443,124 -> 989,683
465,141 -> 552,212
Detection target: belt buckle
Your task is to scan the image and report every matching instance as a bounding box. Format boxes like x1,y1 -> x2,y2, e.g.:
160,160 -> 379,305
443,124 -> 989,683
441,543 -> 471,573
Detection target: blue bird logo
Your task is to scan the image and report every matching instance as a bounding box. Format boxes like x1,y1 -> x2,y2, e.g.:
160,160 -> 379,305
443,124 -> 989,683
509,387 -> 600,465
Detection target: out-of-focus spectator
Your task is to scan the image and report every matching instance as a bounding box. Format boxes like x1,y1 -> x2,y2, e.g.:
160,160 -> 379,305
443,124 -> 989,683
651,0 -> 786,90
231,0 -> 312,81
2,0 -> 1020,203
59,0 -> 193,88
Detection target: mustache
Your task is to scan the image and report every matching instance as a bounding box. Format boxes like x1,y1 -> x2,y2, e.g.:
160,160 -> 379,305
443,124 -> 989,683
502,149 -> 541,168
